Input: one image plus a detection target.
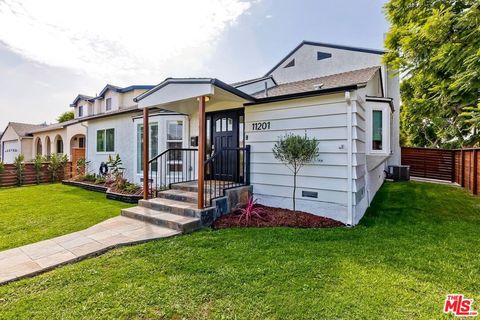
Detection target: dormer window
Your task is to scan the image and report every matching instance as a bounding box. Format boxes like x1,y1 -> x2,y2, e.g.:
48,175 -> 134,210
284,59 -> 295,68
106,98 -> 112,111
78,105 -> 83,117
317,51 -> 332,60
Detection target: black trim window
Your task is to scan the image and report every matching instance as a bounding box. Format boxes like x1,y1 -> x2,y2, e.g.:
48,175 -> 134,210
106,98 -> 112,111
284,59 -> 295,68
317,51 -> 332,60
97,128 -> 115,152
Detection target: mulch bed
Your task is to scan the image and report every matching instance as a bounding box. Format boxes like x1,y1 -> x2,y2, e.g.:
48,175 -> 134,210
212,204 -> 345,229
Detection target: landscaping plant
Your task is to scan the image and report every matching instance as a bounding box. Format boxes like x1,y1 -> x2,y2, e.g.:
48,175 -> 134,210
47,154 -> 68,182
12,154 -> 25,186
237,195 -> 264,224
33,154 -> 44,184
75,158 -> 88,176
106,154 -> 124,180
0,160 -> 4,186
273,133 -> 319,212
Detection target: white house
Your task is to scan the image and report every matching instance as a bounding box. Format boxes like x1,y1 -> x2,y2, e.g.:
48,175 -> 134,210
0,122 -> 47,163
75,84 -> 186,182
127,41 -> 400,226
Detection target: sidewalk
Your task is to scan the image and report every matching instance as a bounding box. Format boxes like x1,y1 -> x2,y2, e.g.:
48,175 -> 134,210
0,216 -> 180,284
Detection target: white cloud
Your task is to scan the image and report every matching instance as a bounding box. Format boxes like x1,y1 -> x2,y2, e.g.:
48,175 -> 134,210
265,14 -> 273,19
0,0 -> 252,84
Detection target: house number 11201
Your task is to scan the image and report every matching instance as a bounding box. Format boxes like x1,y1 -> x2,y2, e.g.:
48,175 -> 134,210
252,121 -> 271,131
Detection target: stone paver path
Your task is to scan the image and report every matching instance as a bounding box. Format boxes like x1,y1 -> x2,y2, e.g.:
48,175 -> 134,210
0,216 -> 180,284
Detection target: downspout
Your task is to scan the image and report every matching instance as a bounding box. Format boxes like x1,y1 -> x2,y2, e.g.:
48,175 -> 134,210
345,91 -> 354,226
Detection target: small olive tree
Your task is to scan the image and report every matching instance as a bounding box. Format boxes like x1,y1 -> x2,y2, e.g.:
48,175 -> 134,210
0,160 -> 5,186
13,154 -> 25,186
273,133 -> 319,212
33,154 -> 44,184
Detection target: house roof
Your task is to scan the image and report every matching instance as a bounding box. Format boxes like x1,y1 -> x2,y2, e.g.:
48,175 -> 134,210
70,94 -> 94,107
253,66 -> 381,99
230,75 -> 277,88
28,119 -> 80,134
76,106 -> 142,122
264,40 -> 386,76
134,78 -> 255,103
95,84 -> 155,100
1,122 -> 47,139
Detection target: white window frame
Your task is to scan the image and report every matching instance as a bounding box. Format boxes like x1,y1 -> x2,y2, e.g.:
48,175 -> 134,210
367,102 -> 390,155
78,105 -> 83,117
166,120 -> 185,175
105,98 -> 112,111
136,122 -> 159,174
96,128 -> 115,154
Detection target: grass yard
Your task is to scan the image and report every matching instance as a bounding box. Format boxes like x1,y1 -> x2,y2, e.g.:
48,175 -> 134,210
0,181 -> 479,319
0,184 -> 129,251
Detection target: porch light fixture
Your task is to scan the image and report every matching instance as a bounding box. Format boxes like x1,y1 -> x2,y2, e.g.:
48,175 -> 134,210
196,96 -> 210,102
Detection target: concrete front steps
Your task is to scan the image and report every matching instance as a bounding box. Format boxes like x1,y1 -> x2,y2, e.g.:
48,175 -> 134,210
121,182 -> 217,234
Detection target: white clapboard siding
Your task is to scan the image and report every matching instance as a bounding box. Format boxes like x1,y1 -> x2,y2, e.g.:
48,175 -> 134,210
252,173 -> 348,191
253,184 -> 348,205
251,163 -> 349,179
246,127 -> 348,142
245,95 -> 352,212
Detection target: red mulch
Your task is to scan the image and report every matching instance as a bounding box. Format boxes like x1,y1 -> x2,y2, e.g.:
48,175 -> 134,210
212,204 -> 344,229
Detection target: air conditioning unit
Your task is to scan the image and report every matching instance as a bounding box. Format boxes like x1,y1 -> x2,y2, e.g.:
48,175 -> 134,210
388,165 -> 410,181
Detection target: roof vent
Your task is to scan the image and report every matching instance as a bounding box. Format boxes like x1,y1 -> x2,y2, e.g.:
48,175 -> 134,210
313,83 -> 324,90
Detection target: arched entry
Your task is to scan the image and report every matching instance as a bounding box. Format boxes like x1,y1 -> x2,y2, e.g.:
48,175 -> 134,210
35,137 -> 43,156
54,135 -> 64,154
70,134 -> 86,175
45,136 -> 51,157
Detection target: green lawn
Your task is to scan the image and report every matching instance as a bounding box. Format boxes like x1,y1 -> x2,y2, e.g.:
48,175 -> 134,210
0,184 -> 129,250
0,181 -> 479,319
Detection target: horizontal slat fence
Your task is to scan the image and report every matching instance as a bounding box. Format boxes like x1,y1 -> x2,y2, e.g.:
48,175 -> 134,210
402,147 -> 479,195
0,162 -> 72,187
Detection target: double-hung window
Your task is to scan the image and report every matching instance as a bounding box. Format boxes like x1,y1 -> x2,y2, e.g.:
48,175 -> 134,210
105,98 -> 112,111
167,120 -> 184,174
96,128 -> 115,152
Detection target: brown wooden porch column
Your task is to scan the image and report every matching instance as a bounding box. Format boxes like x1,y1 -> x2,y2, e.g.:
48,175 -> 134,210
197,96 -> 206,209
143,107 -> 149,200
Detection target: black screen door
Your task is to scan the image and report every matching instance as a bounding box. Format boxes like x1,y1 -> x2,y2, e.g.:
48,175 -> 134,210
211,110 -> 239,181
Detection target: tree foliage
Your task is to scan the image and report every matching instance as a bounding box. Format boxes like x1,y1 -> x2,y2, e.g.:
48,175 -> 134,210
384,0 -> 480,147
57,111 -> 74,123
273,133 -> 319,212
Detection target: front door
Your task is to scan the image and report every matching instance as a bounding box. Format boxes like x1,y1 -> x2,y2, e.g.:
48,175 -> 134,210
210,110 -> 240,181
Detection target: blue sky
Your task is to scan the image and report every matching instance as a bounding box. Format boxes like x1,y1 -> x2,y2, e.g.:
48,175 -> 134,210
0,0 -> 388,129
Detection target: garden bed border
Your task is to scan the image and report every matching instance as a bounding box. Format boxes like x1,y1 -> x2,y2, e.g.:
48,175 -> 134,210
62,180 -> 142,204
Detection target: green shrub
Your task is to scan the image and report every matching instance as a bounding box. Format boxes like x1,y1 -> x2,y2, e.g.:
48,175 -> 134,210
0,160 -> 4,186
47,154 -> 68,182
106,154 -> 124,180
84,172 -> 97,182
13,154 -> 25,186
33,154 -> 44,184
76,158 -> 88,176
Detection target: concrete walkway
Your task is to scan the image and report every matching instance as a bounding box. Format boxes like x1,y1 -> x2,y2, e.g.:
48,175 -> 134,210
0,216 -> 180,284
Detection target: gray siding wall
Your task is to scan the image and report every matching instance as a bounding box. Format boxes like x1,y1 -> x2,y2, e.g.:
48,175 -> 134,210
245,93 -> 352,223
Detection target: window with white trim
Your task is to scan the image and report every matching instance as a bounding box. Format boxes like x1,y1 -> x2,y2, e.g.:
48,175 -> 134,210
167,120 -> 184,173
137,123 -> 159,173
105,98 -> 112,111
96,128 -> 115,152
78,105 -> 83,117
368,102 -> 390,154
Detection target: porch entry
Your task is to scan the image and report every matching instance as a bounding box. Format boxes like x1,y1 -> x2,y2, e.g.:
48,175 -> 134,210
206,109 -> 244,182
147,107 -> 250,208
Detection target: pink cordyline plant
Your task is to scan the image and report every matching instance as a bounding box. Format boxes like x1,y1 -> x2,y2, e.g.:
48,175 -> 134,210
237,195 -> 265,224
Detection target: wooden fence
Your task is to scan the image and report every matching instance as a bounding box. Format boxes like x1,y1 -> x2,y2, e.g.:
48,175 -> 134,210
0,162 -> 72,187
401,147 -> 479,195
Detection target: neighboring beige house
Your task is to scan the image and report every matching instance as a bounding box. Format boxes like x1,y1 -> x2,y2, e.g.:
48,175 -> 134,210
29,120 -> 87,163
0,122 -> 46,163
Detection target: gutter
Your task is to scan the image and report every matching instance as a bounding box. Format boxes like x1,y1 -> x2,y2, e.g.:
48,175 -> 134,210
345,90 -> 354,226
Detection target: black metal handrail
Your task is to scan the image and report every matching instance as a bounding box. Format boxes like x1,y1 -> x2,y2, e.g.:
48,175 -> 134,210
148,148 -> 198,198
203,145 -> 251,207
